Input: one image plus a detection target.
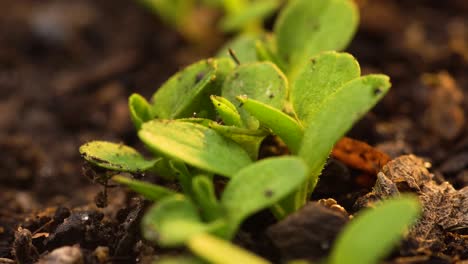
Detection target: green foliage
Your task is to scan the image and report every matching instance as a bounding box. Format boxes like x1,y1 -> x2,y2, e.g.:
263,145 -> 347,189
128,93 -> 152,130
79,141 -> 157,173
329,196 -> 422,264
299,73 -> 391,191
275,0 -> 358,76
150,59 -> 234,120
139,120 -> 252,177
140,157 -> 307,246
291,52 -> 360,125
188,233 -> 271,264
221,61 -> 288,129
220,0 -> 280,33
216,34 -> 260,63
237,96 -> 303,154
142,195 -> 211,246
221,157 -> 307,230
112,175 -> 175,201
139,0 -> 193,27
78,0 -> 401,262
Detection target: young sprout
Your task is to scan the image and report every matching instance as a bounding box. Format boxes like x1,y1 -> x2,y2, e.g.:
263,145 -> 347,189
78,0 -> 397,262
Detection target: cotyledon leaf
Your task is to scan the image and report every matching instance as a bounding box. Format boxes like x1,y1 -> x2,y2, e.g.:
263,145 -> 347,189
274,0 -> 358,76
142,196 -> 210,247
79,141 -> 157,173
216,34 -> 259,64
151,58 -> 235,119
178,117 -> 268,160
329,196 -> 421,264
188,233 -> 271,264
299,74 -> 391,191
139,120 -> 252,177
128,93 -> 152,130
237,96 -> 304,154
221,157 -> 308,238
219,0 -> 280,33
291,51 -> 360,125
222,61 -> 288,129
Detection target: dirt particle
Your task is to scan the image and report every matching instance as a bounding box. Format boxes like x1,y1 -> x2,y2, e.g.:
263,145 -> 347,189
195,71 -> 206,83
37,245 -> 83,264
265,189 -> 274,197
373,86 -> 383,96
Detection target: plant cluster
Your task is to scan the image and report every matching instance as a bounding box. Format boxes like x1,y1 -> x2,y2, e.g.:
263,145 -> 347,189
80,0 -> 421,263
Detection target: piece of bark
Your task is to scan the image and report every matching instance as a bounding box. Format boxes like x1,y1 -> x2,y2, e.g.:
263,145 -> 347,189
355,155 -> 468,252
332,137 -> 391,175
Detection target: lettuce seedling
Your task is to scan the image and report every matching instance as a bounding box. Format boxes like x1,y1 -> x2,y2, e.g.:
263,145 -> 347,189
79,0 -> 395,260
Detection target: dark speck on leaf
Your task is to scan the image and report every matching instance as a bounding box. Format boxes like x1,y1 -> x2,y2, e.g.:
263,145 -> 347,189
217,103 -> 221,106
195,72 -> 206,83
265,189 -> 274,197
373,87 -> 383,96
269,93 -> 275,99
311,58 -> 316,64
239,102 -> 244,107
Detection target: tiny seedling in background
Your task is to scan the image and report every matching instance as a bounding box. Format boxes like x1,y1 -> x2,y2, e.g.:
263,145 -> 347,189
78,0 -> 409,263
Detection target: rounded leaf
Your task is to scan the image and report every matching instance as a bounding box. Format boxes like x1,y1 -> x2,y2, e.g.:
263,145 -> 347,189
291,51 -> 360,124
275,0 -> 358,70
221,157 -> 308,236
79,141 -> 157,173
329,196 -> 421,264
139,120 -> 252,177
222,62 -> 288,129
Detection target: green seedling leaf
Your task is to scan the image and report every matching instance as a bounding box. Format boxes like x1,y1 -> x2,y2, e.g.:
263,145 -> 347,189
222,62 -> 288,129
139,0 -> 194,27
151,59 -> 235,119
210,95 -> 242,127
221,157 -> 308,237
299,75 -> 391,191
291,52 -> 360,125
182,118 -> 267,160
142,196 -> 209,247
139,120 -> 252,177
275,0 -> 358,74
329,196 -> 421,264
220,0 -> 280,32
255,38 -> 287,73
155,256 -> 206,264
217,34 -> 259,63
128,93 -> 152,130
188,233 -> 271,264
79,141 -> 157,173
192,175 -> 222,221
169,160 -> 193,196
112,175 -> 176,201
237,96 -> 304,153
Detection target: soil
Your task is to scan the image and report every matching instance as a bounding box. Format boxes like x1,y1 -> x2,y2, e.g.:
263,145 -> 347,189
0,0 -> 467,263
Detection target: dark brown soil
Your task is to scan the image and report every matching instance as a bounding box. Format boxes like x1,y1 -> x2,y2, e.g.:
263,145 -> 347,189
0,0 -> 467,263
